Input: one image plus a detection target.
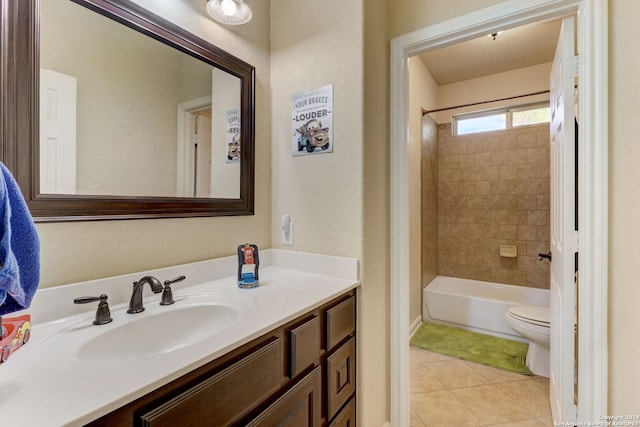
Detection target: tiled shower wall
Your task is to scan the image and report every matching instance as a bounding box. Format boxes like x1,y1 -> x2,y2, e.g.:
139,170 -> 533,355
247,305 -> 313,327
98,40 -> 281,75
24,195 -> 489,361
421,115 -> 439,289
436,123 -> 550,288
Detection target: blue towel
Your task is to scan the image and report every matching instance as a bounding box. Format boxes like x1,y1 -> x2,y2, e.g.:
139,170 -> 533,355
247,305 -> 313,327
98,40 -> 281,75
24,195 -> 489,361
0,163 -> 40,315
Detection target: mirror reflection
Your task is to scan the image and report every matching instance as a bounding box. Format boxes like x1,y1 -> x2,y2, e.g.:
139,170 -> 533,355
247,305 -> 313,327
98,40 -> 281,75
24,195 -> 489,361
40,0 -> 241,199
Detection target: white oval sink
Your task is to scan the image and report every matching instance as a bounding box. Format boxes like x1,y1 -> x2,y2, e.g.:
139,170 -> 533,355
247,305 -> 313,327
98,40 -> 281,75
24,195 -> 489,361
33,293 -> 243,368
77,304 -> 238,363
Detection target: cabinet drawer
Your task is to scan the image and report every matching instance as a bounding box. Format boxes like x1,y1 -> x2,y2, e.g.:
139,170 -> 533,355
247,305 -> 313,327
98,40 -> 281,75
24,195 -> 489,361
328,397 -> 355,427
246,366 -> 322,427
289,315 -> 320,378
325,296 -> 355,351
326,337 -> 356,420
139,337 -> 282,427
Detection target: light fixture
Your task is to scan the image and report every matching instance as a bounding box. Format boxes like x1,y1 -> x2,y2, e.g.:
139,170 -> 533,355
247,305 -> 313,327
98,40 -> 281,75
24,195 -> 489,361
206,0 -> 252,26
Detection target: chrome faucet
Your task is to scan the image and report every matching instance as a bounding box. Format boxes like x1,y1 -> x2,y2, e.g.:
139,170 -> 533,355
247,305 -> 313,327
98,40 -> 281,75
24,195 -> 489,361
127,276 -> 163,314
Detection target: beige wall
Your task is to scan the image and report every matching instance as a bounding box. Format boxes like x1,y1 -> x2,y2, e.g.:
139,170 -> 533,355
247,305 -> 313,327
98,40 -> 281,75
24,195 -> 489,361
358,0 -> 391,426
270,1 -> 389,425
434,62 -> 552,124
363,0 -> 391,423
270,0 -> 363,259
609,0 -> 640,414
438,123 -> 550,288
390,0 -> 507,38
36,0 -> 272,288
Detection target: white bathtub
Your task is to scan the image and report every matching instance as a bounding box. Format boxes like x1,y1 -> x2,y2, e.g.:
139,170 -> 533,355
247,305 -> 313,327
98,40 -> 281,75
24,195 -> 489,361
422,276 -> 550,341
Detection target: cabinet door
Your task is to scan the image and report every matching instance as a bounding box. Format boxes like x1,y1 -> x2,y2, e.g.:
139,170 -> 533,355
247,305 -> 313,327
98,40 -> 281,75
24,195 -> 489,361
246,366 -> 322,427
326,337 -> 356,420
329,397 -> 355,427
289,315 -> 320,378
325,296 -> 355,351
139,337 -> 282,427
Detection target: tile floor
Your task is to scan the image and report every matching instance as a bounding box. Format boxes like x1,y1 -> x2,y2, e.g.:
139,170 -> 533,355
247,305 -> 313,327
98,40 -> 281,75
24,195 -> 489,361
410,346 -> 554,427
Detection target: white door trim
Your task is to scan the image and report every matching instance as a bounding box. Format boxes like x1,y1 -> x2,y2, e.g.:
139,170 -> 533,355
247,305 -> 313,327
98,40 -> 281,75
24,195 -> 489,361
389,0 -> 608,425
176,95 -> 212,197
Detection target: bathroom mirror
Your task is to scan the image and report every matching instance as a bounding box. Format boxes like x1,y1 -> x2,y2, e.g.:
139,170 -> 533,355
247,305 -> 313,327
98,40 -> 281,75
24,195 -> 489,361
0,0 -> 255,221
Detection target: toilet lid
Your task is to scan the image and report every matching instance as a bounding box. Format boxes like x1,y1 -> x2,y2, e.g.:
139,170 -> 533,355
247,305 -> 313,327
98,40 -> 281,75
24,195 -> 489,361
508,305 -> 550,326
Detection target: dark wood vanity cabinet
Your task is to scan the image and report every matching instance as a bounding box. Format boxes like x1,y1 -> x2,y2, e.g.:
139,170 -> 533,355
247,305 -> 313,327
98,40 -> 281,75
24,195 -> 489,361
86,290 -> 356,427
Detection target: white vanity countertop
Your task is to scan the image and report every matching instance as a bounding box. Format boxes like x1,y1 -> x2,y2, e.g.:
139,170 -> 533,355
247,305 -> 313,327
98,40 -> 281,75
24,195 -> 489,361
0,249 -> 359,427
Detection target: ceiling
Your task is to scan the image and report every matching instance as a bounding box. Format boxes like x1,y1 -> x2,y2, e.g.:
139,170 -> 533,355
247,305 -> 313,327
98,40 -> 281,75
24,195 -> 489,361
418,19 -> 563,85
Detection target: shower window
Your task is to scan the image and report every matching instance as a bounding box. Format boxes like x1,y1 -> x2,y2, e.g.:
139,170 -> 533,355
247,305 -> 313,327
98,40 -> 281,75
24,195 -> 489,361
453,102 -> 549,136
512,104 -> 550,127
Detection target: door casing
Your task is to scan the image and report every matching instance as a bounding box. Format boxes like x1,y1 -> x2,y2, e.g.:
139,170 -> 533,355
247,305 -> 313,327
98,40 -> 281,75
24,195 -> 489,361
390,0 -> 608,425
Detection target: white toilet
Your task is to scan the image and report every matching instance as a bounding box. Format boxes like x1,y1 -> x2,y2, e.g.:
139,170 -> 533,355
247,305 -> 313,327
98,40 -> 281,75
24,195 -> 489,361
505,305 -> 551,377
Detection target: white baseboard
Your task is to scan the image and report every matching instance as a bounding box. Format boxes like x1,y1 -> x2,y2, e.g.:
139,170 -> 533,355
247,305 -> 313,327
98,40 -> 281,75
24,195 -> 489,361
409,315 -> 422,338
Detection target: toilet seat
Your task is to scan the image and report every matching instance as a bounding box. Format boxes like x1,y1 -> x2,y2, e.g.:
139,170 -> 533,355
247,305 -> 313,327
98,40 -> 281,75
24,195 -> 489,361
507,305 -> 550,328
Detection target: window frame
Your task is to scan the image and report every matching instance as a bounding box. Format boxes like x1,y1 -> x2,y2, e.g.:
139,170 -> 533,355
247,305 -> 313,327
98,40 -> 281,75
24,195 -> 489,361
452,102 -> 550,136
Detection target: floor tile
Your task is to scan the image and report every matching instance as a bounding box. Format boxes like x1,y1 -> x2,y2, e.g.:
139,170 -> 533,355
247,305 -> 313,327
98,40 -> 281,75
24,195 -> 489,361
495,377 -> 552,417
465,359 -> 534,384
486,418 -> 552,426
426,359 -> 490,389
409,345 -> 552,426
411,390 -> 483,427
410,410 -> 427,427
536,415 -> 554,426
410,363 -> 448,393
410,347 -> 455,364
450,384 -> 536,425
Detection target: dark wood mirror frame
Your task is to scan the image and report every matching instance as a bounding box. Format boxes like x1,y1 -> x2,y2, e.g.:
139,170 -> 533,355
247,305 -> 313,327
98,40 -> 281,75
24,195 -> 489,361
0,0 -> 255,221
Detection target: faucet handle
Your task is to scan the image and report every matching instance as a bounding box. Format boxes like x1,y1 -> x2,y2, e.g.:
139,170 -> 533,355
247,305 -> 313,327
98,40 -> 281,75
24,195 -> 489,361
160,276 -> 186,306
74,294 -> 113,325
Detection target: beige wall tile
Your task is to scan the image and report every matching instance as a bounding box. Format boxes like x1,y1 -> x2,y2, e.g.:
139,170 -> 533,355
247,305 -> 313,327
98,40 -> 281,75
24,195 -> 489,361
499,164 -> 519,179
526,241 -> 549,257
517,225 -> 538,241
436,123 -> 550,288
459,153 -> 476,168
527,210 -> 548,226
422,115 -> 439,291
499,225 -> 518,239
528,270 -> 550,288
536,226 -> 550,241
508,210 -> 527,225
536,194 -> 550,209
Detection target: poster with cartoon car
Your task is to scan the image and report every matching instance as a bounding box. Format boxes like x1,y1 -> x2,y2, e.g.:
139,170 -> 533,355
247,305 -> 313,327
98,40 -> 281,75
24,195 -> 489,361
227,134 -> 240,161
226,108 -> 240,163
0,314 -> 31,363
296,119 -> 330,152
291,84 -> 333,156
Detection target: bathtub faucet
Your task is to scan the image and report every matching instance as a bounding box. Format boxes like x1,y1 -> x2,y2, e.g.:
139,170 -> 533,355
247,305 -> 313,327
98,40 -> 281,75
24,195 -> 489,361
537,252 -> 552,261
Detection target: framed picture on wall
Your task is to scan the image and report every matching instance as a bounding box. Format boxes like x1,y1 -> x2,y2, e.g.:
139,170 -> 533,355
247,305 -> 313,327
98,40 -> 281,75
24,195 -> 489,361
291,84 -> 333,156
226,108 -> 241,163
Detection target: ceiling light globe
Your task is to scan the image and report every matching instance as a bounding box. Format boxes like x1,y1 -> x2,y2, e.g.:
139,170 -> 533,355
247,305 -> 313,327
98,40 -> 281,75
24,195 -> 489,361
206,0 -> 252,25
220,0 -> 237,17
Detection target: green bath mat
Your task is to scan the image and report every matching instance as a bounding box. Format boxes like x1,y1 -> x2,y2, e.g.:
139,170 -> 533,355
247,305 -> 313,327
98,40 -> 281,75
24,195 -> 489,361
410,322 -> 533,375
